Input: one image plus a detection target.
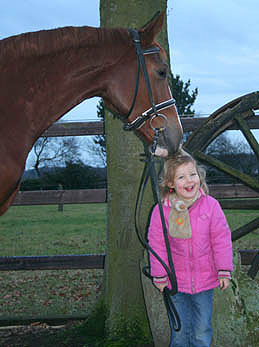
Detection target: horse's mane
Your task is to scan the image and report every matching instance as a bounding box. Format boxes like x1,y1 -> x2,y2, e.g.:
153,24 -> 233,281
0,25 -> 130,63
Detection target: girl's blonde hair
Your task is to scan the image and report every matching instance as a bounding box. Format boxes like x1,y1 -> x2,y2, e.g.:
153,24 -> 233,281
159,150 -> 209,199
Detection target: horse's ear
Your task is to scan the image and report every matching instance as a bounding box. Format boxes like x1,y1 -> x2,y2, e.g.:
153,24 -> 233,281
138,11 -> 165,45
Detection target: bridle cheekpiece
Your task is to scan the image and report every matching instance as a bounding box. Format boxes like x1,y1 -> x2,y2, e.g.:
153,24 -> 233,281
123,29 -> 175,132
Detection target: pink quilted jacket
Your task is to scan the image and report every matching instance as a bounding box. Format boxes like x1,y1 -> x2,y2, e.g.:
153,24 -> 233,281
148,191 -> 233,294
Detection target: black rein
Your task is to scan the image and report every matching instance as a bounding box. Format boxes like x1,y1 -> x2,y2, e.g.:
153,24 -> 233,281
135,146 -> 181,332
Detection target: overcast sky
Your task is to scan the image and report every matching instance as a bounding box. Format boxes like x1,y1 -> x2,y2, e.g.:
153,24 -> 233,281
1,0 -> 258,121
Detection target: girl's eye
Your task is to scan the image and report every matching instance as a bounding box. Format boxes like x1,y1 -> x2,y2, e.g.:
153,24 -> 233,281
177,175 -> 184,180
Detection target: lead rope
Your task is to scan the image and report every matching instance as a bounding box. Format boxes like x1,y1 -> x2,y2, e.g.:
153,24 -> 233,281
134,140 -> 181,332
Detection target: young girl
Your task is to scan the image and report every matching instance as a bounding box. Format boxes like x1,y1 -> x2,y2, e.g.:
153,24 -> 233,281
148,152 -> 233,347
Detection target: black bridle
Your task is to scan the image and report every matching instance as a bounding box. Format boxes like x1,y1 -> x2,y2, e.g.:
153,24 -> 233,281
123,29 -> 176,132
123,28 -> 181,333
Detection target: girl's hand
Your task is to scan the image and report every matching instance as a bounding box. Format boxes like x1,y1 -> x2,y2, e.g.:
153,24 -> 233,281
219,278 -> 230,290
154,282 -> 168,292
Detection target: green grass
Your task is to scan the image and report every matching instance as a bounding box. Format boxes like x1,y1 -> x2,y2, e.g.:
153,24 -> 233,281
0,205 -> 257,257
0,204 -> 106,317
225,209 -> 258,230
224,209 -> 259,249
0,204 -> 107,256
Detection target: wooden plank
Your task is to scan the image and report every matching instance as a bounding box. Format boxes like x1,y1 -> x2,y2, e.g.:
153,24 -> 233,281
247,252 -> 259,279
12,185 -> 259,206
42,121 -> 104,137
40,116 -> 259,137
184,94 -> 259,152
209,184 -> 259,199
239,249 -> 258,265
232,217 -> 259,241
0,251 -> 255,272
12,189 -> 107,206
234,114 -> 259,160
218,199 -> 259,210
194,151 -> 259,191
0,254 -> 105,271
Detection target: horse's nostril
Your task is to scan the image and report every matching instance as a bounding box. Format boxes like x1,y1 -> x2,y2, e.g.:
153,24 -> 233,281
158,126 -> 182,157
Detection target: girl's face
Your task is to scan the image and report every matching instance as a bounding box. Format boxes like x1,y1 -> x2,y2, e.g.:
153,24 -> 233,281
170,162 -> 200,200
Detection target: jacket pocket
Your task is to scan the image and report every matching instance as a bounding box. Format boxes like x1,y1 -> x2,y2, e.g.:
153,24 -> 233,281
195,254 -> 216,285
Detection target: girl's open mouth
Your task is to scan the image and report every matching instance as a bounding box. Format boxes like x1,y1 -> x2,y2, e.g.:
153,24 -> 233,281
185,186 -> 194,192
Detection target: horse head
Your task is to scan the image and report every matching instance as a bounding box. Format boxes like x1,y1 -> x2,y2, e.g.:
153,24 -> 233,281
102,12 -> 183,157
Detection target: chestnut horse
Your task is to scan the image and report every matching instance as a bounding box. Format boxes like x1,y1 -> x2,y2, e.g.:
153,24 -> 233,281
0,12 -> 182,215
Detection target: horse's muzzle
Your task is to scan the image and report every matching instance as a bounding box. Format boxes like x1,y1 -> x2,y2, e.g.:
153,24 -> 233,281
156,124 -> 183,157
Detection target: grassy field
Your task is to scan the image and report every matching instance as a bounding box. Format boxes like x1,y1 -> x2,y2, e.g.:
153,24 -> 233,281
0,204 -> 107,256
0,204 -> 106,318
0,204 -> 258,318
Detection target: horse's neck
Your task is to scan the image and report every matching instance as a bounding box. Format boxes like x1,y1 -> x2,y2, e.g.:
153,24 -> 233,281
1,26 -> 128,146
30,27 -> 125,130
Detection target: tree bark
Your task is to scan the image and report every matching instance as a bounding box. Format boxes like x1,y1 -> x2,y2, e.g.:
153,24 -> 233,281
100,0 -> 169,342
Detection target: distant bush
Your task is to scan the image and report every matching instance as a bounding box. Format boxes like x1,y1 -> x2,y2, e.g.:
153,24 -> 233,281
21,162 -> 107,191
20,178 -> 46,191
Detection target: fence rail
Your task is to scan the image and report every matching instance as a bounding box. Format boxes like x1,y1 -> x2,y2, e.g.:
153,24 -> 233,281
13,189 -> 106,205
13,184 -> 259,208
0,250 -> 256,271
42,116 -> 259,137
0,254 -> 105,271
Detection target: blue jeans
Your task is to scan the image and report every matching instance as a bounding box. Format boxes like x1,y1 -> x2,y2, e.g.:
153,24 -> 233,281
168,289 -> 214,347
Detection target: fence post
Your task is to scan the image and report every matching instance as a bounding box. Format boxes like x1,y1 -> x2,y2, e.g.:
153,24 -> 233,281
58,184 -> 64,212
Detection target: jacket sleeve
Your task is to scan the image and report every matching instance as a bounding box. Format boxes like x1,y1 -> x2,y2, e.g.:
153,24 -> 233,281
210,199 -> 234,272
148,204 -> 170,278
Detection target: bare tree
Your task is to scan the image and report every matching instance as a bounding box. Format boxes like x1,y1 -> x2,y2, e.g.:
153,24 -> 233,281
32,137 -> 82,177
205,133 -> 258,183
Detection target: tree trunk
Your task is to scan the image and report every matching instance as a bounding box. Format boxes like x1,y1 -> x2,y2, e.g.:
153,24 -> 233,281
100,0 -> 169,343
99,3 -> 259,346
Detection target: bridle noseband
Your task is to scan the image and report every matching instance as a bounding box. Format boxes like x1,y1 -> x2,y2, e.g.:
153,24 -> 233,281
123,29 -> 175,132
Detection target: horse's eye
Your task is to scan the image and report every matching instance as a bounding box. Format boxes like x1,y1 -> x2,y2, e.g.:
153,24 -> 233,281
157,68 -> 167,79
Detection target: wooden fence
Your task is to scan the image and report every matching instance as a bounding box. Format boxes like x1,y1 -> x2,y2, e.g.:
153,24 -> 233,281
0,116 -> 258,325
8,117 -> 259,270
8,183 -> 258,272
0,250 -> 257,272
41,116 -> 259,138
12,184 -> 259,209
